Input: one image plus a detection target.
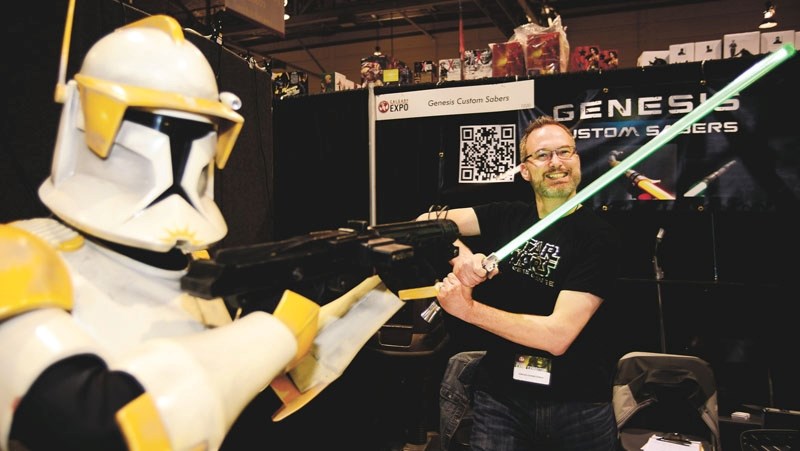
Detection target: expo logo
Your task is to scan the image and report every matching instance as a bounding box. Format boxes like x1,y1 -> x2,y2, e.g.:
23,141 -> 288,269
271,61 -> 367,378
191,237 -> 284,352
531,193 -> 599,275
378,100 -> 409,113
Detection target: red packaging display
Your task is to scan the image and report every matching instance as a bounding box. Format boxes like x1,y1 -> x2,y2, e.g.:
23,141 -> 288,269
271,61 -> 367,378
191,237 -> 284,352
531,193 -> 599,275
524,31 -> 562,75
490,41 -> 526,77
600,49 -> 620,70
570,46 -> 619,72
510,17 -> 570,76
569,45 -> 601,72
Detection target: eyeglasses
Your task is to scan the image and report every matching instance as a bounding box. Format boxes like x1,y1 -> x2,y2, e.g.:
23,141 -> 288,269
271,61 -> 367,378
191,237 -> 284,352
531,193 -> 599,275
523,146 -> 577,165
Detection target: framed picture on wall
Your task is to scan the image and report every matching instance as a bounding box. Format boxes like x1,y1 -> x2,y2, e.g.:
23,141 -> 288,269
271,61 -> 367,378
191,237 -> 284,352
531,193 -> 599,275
694,40 -> 722,61
723,31 -> 760,58
760,30 -> 795,53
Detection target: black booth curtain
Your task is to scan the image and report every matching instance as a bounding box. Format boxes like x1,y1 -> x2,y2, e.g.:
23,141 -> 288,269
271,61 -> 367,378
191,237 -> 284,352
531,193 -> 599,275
272,89 -> 372,239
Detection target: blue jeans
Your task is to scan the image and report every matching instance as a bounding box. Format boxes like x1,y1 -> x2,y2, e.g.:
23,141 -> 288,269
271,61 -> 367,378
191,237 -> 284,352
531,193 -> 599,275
470,389 -> 618,451
439,351 -> 486,451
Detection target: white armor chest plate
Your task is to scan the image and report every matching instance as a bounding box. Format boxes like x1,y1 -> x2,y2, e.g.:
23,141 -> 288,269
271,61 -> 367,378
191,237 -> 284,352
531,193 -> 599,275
61,240 -> 206,360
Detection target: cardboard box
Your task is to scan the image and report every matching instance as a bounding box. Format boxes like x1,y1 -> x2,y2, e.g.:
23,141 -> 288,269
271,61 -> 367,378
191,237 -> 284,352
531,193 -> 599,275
321,72 -> 352,93
463,48 -> 492,80
600,49 -> 620,70
760,30 -> 795,53
321,73 -> 335,93
723,31 -> 760,58
396,63 -> 413,86
694,40 -> 722,61
272,71 -> 289,97
569,45 -> 600,72
438,58 -> 462,81
669,42 -> 695,63
637,50 -> 669,67
413,61 -> 438,84
288,71 -> 308,95
272,70 -> 308,98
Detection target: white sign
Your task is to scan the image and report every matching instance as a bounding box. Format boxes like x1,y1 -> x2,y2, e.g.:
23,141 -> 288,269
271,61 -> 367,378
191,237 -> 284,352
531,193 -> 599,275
374,79 -> 535,121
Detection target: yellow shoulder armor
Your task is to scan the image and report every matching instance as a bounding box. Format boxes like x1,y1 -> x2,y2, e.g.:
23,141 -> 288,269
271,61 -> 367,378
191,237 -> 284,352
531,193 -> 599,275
0,222 -> 75,320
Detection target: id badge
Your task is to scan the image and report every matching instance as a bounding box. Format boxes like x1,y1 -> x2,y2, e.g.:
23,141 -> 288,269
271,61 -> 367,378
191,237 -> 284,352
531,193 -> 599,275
512,354 -> 552,385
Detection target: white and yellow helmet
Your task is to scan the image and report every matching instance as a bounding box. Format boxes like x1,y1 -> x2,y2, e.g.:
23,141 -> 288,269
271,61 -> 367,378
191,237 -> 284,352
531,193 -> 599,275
39,15 -> 244,253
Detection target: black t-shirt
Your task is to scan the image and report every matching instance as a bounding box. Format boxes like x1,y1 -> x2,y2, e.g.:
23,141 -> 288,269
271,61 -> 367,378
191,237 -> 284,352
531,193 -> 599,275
469,200 -> 622,402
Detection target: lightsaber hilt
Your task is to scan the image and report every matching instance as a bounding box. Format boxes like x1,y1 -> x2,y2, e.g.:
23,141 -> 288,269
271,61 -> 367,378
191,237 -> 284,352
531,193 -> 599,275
683,159 -> 738,197
609,150 -> 675,200
482,253 -> 499,274
420,252 -> 500,323
627,170 -> 675,200
420,299 -> 442,323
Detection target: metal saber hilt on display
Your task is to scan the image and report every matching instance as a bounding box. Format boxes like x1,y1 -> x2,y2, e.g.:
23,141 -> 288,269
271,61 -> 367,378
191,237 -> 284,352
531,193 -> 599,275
608,150 -> 676,200
420,44 -> 796,323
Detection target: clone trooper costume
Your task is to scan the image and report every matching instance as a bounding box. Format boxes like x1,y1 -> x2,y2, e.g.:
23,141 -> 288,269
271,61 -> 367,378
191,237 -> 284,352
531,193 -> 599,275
1,15 -> 319,451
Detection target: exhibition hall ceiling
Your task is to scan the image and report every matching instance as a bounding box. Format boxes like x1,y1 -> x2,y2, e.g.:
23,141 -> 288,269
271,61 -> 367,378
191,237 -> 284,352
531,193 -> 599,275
129,0 -> 722,60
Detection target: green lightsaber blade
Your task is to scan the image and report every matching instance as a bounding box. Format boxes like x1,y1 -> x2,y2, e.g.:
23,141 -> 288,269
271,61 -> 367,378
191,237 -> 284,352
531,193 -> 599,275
483,43 -> 796,271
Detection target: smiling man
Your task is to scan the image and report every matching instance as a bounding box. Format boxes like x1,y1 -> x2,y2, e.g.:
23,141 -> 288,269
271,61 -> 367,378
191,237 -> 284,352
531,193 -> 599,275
421,115 -> 624,451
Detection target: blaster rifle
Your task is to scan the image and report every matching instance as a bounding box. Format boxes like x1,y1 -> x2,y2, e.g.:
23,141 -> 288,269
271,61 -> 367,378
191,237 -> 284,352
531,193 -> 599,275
181,219 -> 459,312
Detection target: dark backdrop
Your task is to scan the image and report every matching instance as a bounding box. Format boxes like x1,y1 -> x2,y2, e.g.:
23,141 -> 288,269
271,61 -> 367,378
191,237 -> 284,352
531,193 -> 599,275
272,57 -> 800,418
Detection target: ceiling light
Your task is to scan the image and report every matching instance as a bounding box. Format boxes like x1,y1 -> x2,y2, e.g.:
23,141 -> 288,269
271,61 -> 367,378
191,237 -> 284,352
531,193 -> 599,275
284,0 -> 290,21
759,1 -> 777,29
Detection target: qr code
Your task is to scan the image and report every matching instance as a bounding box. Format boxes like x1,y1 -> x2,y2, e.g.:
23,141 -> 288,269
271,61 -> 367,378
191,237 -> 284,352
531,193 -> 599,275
459,124 -> 517,183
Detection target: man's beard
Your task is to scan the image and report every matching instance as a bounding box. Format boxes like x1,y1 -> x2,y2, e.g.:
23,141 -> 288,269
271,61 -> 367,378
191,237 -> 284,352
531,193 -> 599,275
535,174 -> 580,198
538,185 -> 573,198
